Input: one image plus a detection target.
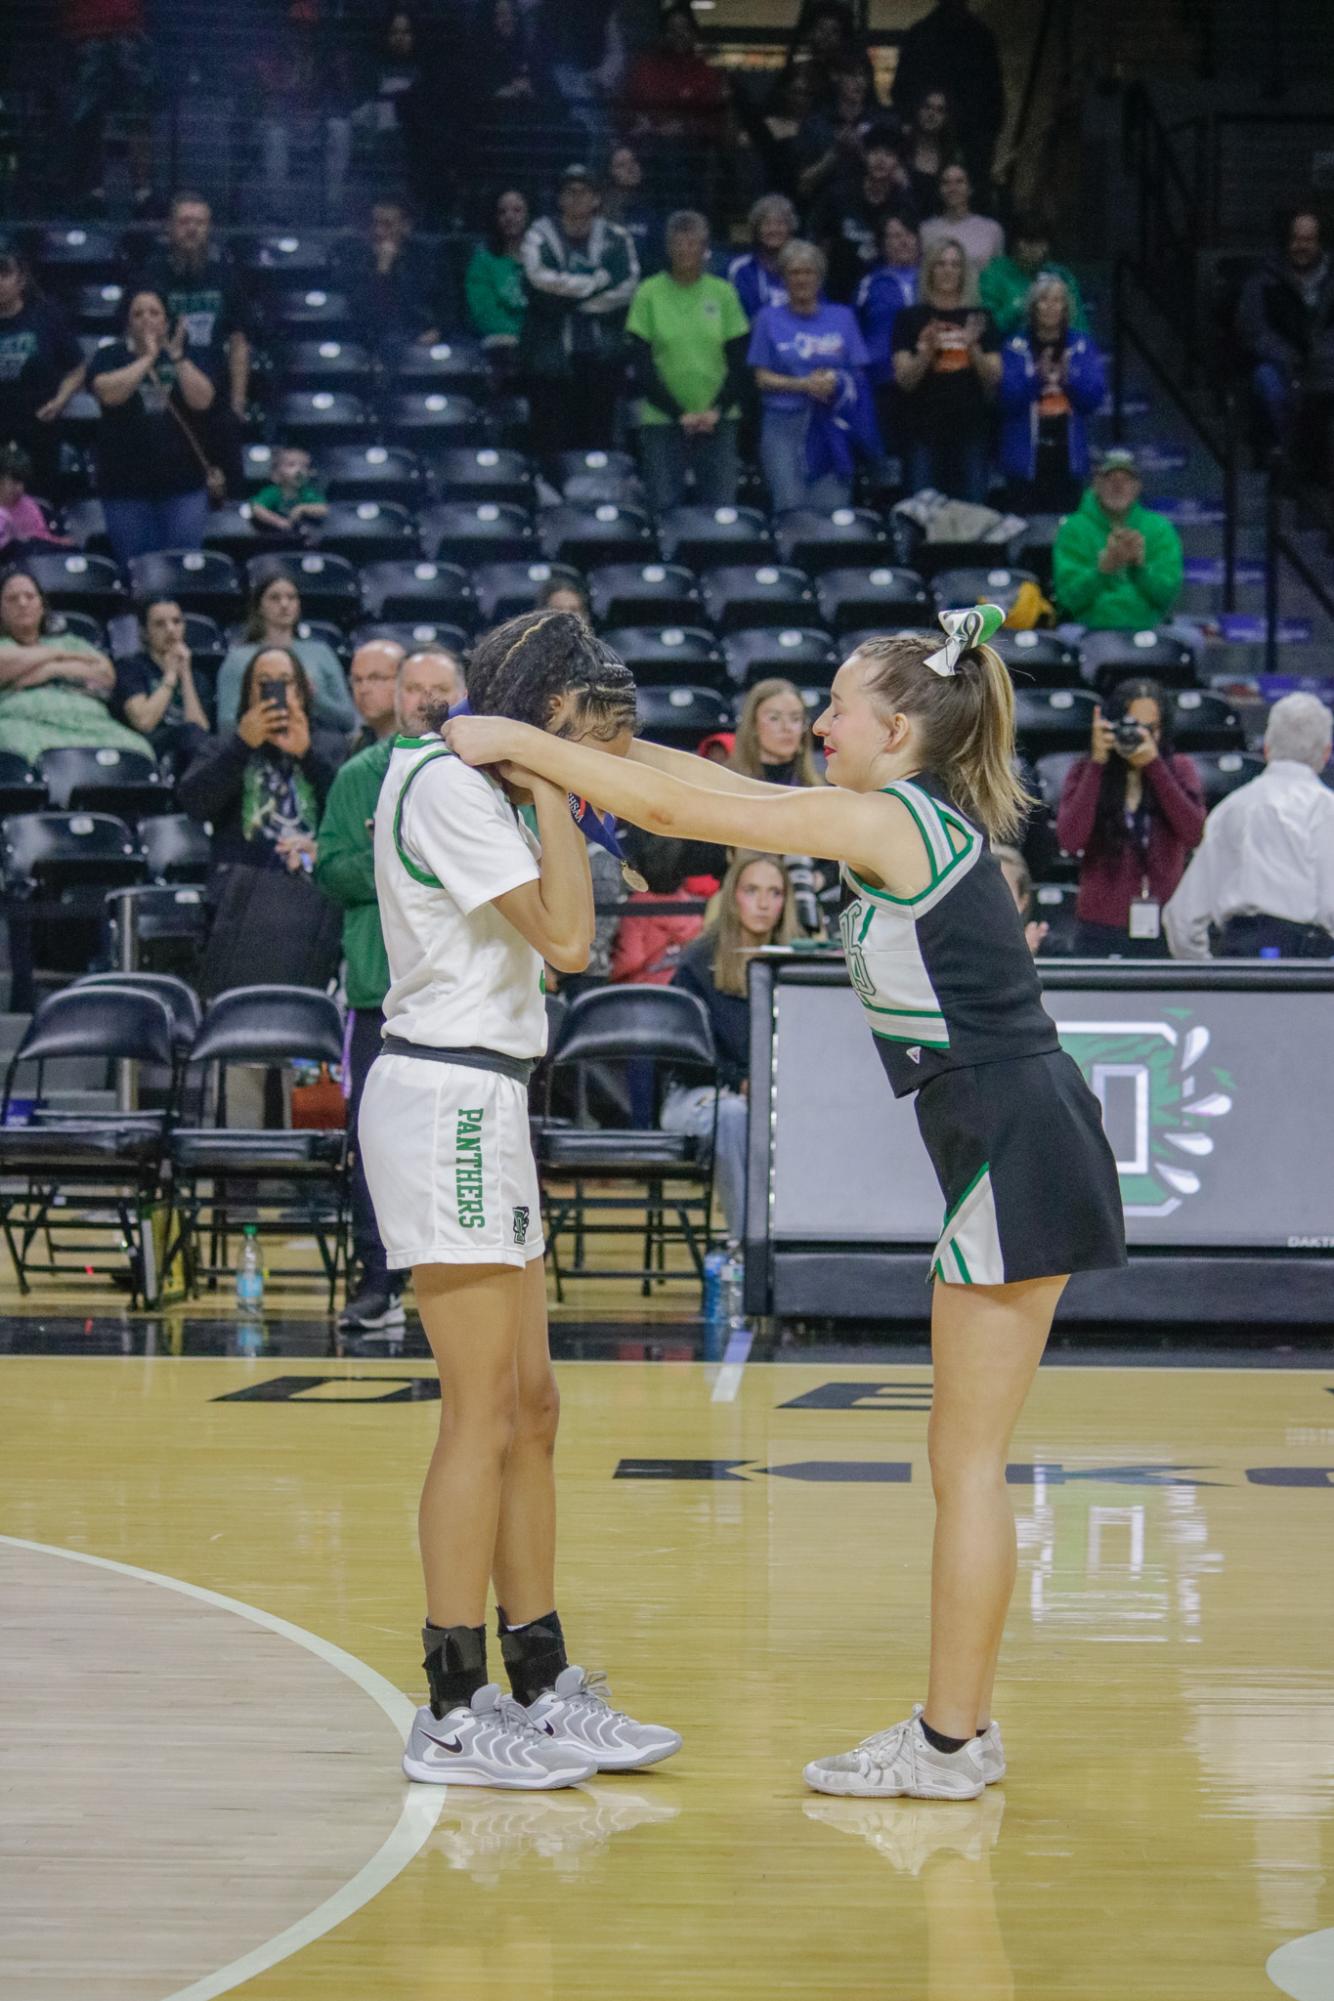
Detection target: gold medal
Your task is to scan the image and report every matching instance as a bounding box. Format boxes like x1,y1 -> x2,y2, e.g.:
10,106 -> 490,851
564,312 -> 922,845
620,864 -> 649,892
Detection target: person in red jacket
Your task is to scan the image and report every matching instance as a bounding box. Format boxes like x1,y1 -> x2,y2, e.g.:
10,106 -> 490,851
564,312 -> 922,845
1056,677 -> 1205,956
610,837 -> 705,984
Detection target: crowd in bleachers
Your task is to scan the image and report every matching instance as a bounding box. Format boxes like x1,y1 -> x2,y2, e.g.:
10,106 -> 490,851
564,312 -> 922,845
4,1 -> 1334,1317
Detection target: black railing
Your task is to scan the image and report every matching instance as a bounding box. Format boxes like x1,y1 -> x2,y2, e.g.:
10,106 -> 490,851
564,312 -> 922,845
1263,452 -> 1334,678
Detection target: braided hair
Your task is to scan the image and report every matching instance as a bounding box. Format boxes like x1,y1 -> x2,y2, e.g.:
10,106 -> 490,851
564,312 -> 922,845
433,609 -> 637,740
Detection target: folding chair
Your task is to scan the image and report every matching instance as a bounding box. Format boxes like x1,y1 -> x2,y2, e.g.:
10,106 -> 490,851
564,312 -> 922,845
535,986 -> 718,1299
0,985 -> 177,1304
165,985 -> 348,1309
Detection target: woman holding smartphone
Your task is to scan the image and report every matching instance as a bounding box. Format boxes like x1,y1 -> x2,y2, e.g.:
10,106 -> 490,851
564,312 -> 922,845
358,609 -> 682,1790
445,607 -> 1126,1800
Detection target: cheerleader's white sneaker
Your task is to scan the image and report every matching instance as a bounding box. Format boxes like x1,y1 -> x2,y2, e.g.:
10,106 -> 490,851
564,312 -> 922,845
803,1714 -> 987,1800
403,1682 -> 595,1789
908,1701 -> 1007,1784
526,1666 -> 682,1771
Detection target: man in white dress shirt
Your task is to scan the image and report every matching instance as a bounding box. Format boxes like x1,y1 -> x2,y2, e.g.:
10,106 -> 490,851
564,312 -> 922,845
1165,693 -> 1334,958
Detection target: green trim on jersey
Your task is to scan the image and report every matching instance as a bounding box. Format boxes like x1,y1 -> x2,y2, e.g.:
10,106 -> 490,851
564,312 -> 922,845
393,734 -> 439,750
847,781 -> 982,908
392,745 -> 457,888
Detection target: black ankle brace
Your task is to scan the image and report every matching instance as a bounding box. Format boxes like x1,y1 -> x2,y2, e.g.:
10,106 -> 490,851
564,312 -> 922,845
496,1608 -> 567,1706
422,1620 -> 487,1720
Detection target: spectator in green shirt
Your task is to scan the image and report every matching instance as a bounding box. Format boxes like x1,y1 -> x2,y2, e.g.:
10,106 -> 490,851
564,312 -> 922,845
1052,448 -> 1185,633
464,189 -> 531,352
249,445 -> 329,536
314,643 -> 467,1332
979,215 -> 1088,337
625,209 -> 749,514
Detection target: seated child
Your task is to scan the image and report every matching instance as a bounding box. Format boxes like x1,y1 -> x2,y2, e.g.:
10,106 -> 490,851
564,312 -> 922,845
0,445 -> 68,553
249,445 -> 329,536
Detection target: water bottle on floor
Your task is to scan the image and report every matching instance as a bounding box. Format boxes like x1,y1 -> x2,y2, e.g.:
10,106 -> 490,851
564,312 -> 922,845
720,1242 -> 745,1333
235,1225 -> 264,1314
702,1244 -> 726,1327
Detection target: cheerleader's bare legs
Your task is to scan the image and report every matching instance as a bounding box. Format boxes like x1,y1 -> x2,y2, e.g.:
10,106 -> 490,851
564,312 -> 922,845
925,1273 -> 1068,1739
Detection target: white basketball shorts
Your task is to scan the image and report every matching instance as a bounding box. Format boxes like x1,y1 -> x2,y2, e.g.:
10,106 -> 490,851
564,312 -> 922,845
357,1050 -> 545,1270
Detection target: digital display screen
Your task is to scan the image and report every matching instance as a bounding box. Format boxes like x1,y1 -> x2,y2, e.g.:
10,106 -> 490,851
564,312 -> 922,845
769,982 -> 1334,1250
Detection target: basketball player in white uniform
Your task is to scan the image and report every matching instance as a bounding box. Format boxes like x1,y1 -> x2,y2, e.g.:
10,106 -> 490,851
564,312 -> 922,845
359,611 -> 681,1789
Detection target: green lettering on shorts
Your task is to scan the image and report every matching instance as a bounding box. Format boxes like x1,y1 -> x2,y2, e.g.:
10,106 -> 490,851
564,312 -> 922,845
455,1107 -> 486,1229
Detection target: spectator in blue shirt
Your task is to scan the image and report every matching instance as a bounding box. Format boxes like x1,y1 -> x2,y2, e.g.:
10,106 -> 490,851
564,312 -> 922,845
857,210 -> 920,450
997,275 -> 1106,512
727,194 -> 798,321
748,238 -> 880,512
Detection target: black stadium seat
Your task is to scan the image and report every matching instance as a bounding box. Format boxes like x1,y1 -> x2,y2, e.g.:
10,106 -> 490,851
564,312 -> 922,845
539,504 -> 654,571
1171,688 -> 1245,751
1012,686 -> 1099,753
202,506 -> 266,563
45,608 -> 106,650
37,747 -> 168,819
240,233 -> 331,284
138,813 -> 213,884
774,508 -> 892,574
421,501 -> 534,566
470,561 -> 584,626
319,444 -> 425,507
1033,750 -> 1080,816
600,627 -> 724,686
385,391 -> 487,447
35,224 -> 122,286
930,566 -> 1039,616
352,621 -> 471,657
0,754 -> 48,818
1078,629 -> 1198,696
245,552 -> 362,627
60,498 -> 112,554
432,447 -> 534,508
722,627 -> 840,687
269,289 -> 356,337
558,449 -> 637,491
314,501 -> 420,563
25,550 -> 126,622
71,281 -> 126,330
658,505 -> 774,570
1,811 -> 146,1010
699,564 -> 817,632
275,390 -> 373,446
588,562 -> 700,629
635,684 -> 731,749
992,630 -> 1082,688
392,338 -> 490,399
816,565 -> 931,635
358,559 -> 474,626
128,550 -> 243,625
277,339 -> 375,393
1190,750 -> 1265,809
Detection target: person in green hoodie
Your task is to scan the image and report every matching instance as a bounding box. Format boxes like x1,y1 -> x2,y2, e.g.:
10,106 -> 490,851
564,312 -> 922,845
979,216 -> 1088,337
315,644 -> 465,1332
1052,447 -> 1185,634
464,189 -> 530,353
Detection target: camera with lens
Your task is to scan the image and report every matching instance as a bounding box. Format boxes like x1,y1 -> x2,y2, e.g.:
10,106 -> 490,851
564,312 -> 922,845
786,856 -> 823,936
1111,718 -> 1145,754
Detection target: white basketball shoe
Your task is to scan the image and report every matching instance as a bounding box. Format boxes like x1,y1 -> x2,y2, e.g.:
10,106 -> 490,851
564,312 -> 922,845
908,1701 -> 1007,1784
403,1682 -> 596,1789
525,1666 -> 683,1771
803,1714 -> 988,1800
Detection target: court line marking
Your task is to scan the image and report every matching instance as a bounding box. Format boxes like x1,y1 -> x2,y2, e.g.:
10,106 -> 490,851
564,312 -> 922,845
0,1533 -> 444,2001
711,1326 -> 755,1403
1268,1928 -> 1334,2000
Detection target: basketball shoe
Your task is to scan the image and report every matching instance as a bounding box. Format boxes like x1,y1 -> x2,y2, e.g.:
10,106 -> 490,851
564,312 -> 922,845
908,1702 -> 1006,1784
803,1714 -> 988,1799
525,1666 -> 682,1771
403,1682 -> 596,1789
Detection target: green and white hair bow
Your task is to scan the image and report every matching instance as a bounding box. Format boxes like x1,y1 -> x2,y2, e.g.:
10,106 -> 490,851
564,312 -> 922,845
924,602 -> 1007,678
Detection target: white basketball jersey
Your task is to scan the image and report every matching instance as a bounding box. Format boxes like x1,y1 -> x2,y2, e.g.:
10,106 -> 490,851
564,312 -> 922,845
374,735 -> 548,1059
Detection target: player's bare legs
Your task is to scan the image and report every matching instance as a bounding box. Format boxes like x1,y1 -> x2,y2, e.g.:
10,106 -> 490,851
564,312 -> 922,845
415,1261 -> 525,1626
491,1256 -> 560,1624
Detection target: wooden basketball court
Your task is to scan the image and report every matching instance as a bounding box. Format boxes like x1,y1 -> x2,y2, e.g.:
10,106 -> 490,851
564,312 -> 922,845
2,1313 -> 1332,2001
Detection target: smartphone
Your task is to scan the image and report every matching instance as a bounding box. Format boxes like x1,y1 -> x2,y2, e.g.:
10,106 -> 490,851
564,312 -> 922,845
259,678 -> 289,712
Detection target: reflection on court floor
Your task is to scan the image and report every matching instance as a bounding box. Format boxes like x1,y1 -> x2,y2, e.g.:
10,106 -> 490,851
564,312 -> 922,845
0,1352 -> 1331,2000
